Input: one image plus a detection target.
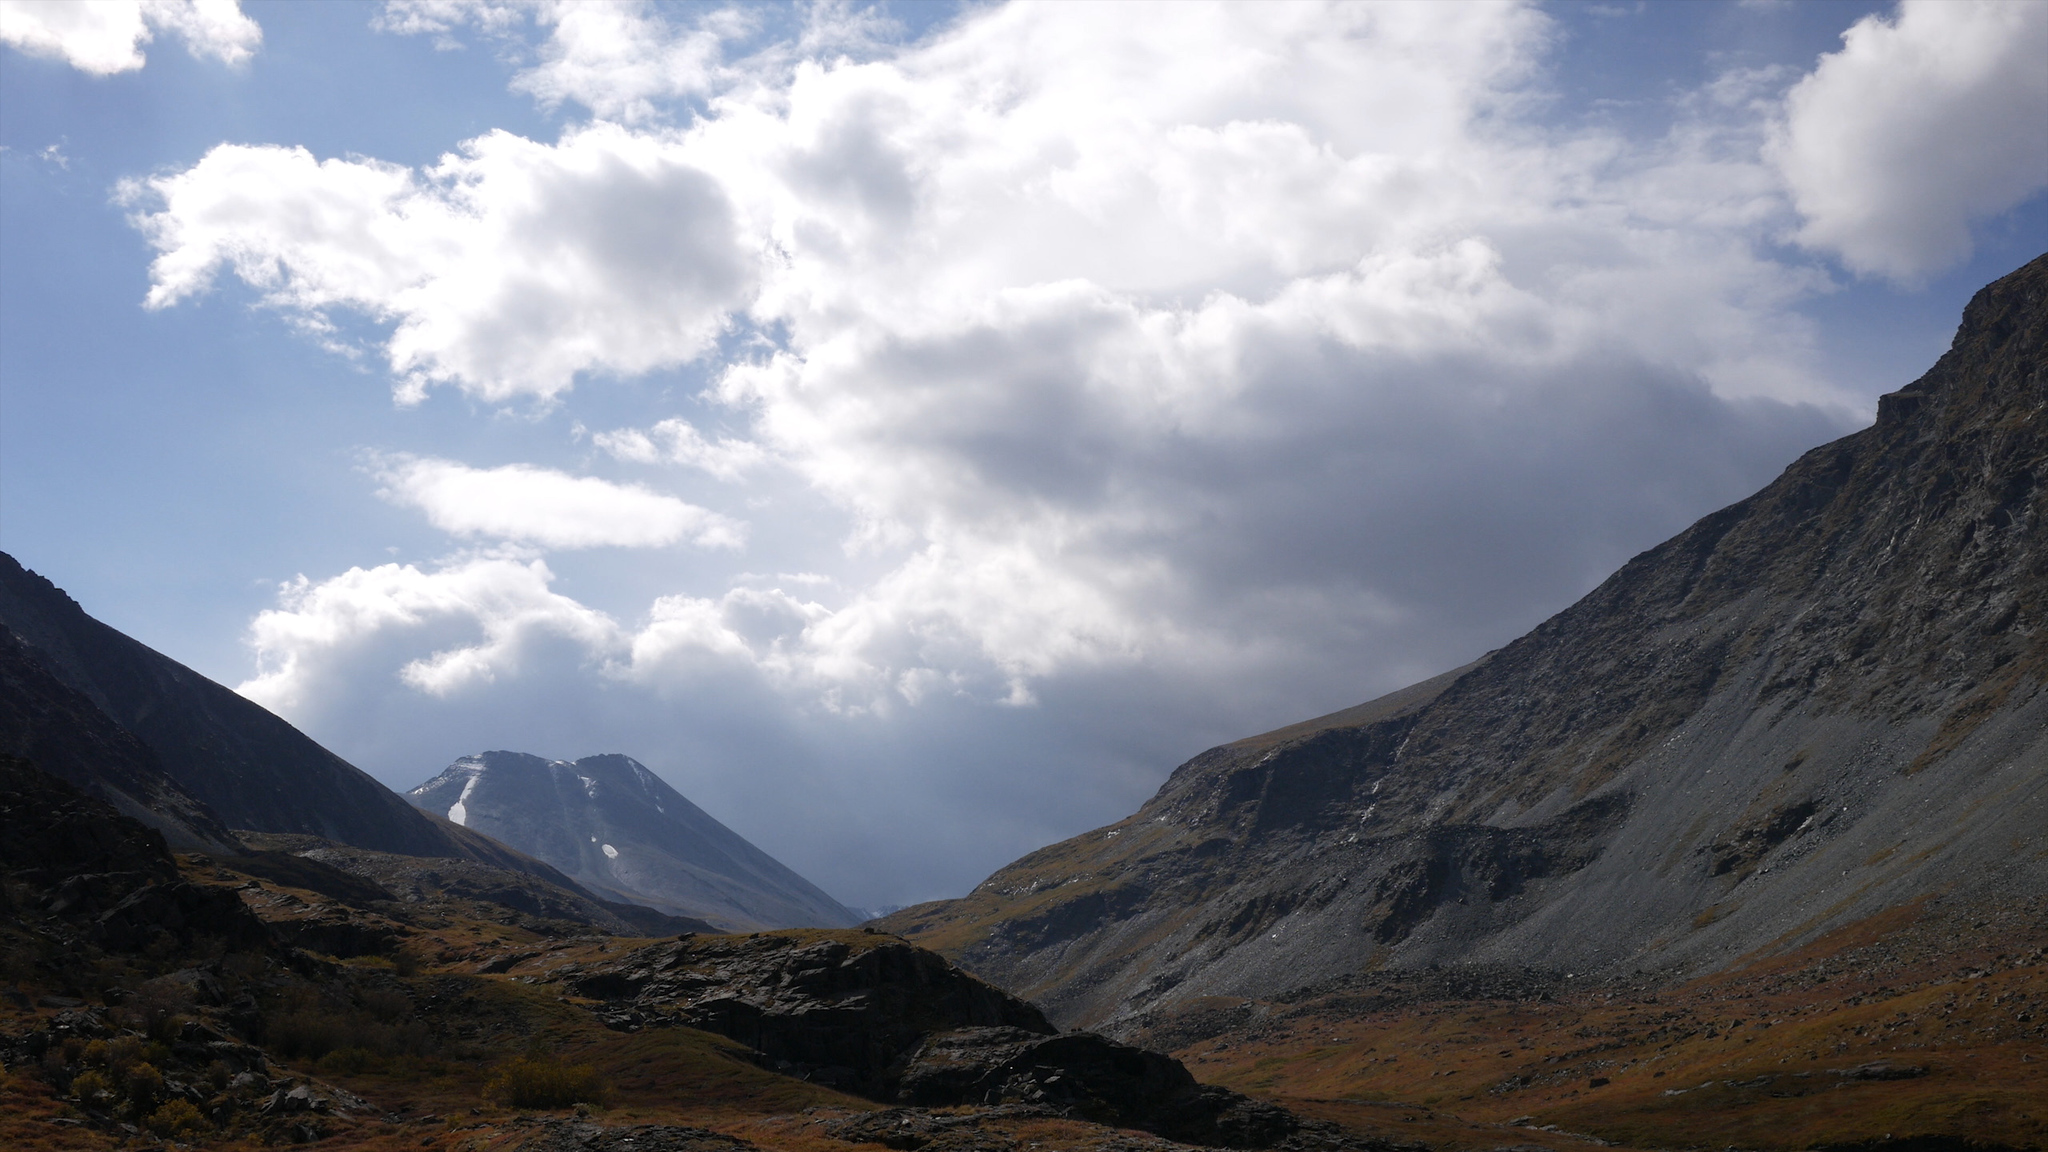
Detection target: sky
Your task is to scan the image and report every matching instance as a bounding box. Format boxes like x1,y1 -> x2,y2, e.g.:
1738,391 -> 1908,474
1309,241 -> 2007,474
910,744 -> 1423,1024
1,0 -> 2044,913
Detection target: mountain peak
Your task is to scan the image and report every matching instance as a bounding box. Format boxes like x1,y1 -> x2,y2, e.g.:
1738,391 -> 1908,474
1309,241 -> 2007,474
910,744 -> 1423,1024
407,751 -> 861,932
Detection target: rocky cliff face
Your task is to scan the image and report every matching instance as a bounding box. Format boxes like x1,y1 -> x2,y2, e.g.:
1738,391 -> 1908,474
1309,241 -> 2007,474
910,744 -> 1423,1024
407,751 -> 861,931
878,254 -> 2048,1032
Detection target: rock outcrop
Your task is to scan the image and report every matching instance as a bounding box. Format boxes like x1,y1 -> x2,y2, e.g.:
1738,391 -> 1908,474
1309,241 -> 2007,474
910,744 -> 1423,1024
545,930 -> 1355,1148
408,751 -> 860,931
878,253 -> 2048,1032
0,754 -> 268,967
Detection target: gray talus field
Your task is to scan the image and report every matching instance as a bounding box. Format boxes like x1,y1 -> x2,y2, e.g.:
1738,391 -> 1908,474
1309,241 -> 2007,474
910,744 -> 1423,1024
878,253 -> 2048,1033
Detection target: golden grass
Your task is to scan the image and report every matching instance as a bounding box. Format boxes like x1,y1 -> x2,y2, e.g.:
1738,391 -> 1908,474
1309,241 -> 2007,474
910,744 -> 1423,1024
1173,906 -> 2048,1151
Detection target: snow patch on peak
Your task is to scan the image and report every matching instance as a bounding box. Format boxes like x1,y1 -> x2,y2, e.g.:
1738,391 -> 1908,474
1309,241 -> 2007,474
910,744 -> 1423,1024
447,769 -> 482,827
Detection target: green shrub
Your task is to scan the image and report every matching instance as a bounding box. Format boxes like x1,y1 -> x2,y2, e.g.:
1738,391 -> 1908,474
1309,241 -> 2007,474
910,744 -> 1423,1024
144,1098 -> 210,1138
316,1047 -> 377,1076
70,1069 -> 112,1105
123,1061 -> 164,1109
264,989 -> 431,1063
81,1035 -> 146,1073
482,1055 -> 607,1109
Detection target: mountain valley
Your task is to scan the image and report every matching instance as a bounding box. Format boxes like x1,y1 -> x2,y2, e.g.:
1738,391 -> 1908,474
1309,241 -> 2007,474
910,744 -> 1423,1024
0,256 -> 2042,1152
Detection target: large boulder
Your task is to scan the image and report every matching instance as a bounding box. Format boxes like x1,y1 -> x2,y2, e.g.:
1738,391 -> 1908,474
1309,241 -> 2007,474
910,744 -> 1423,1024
551,929 -> 1366,1149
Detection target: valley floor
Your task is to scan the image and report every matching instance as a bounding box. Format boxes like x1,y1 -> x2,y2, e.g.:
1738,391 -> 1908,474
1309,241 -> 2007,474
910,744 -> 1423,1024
3,848 -> 2040,1152
1147,896 -> 2048,1151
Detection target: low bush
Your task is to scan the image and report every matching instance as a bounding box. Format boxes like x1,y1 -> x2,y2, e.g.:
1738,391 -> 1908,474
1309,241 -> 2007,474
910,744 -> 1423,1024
80,1036 -> 145,1074
69,1069 -> 112,1106
263,987 -> 432,1064
123,1061 -> 164,1109
144,1098 -> 210,1138
482,1055 -> 608,1109
316,1047 -> 376,1076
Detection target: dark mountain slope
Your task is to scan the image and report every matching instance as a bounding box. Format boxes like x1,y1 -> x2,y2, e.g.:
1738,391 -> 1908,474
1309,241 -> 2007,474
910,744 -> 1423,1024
0,551 -> 459,856
879,253 -> 2048,1031
0,553 -> 683,933
407,751 -> 860,931
0,626 -> 240,854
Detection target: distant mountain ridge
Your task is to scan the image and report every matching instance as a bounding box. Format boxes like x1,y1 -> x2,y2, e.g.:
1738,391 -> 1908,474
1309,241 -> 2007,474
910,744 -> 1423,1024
877,253 -> 2048,1032
407,750 -> 861,932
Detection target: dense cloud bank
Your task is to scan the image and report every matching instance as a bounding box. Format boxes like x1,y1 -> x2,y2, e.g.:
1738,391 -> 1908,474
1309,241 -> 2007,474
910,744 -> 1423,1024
86,0 -> 2048,905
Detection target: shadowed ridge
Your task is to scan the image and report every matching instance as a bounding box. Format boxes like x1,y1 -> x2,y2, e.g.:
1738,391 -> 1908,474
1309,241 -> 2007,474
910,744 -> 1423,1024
0,551 -> 460,856
0,625 -> 242,854
0,553 -> 667,906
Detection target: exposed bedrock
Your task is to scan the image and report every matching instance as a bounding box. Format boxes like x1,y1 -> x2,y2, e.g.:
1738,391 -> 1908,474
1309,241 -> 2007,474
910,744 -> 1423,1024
545,930 -> 1356,1148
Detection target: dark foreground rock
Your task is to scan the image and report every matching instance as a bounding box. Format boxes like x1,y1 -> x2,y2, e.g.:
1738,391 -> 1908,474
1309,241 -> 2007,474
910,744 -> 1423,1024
0,754 -> 268,957
549,929 -> 1397,1149
554,930 -> 1053,1095
895,1026 -> 1311,1147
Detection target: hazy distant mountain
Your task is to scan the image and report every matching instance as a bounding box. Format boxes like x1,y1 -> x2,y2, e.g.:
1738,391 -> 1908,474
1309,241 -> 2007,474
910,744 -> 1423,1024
406,751 -> 861,931
878,253 -> 2048,1031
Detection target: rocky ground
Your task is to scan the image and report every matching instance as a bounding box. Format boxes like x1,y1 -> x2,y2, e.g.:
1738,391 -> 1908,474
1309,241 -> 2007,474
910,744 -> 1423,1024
3,755 -> 1430,1152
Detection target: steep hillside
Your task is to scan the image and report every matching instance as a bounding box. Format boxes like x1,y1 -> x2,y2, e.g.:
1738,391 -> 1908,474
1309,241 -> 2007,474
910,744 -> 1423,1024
0,552 -> 463,856
407,751 -> 861,931
0,626 -> 240,854
878,253 -> 2048,1032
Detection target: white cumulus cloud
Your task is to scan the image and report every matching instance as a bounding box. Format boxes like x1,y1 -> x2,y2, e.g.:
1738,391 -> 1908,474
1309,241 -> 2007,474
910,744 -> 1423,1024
164,1 -> 1872,723
1772,0 -> 2048,280
155,2 -> 2048,905
125,125 -> 754,404
592,418 -> 767,481
240,558 -> 622,708
373,455 -> 744,550
0,0 -> 259,74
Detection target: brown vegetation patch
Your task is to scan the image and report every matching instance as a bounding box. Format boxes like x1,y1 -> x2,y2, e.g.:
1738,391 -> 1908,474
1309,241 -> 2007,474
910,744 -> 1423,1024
1162,897 -> 2048,1151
